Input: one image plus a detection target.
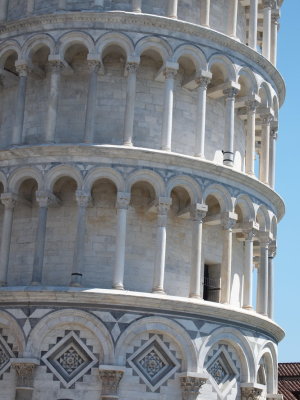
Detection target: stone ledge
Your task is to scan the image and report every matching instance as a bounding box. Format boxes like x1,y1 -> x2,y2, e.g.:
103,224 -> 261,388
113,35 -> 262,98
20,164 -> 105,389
0,287 -> 285,342
0,11 -> 285,105
0,144 -> 285,220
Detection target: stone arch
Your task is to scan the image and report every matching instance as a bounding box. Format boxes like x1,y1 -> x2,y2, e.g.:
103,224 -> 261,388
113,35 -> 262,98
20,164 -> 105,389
234,194 -> 256,222
166,175 -> 202,204
0,310 -> 26,356
115,316 -> 197,371
96,31 -> 135,61
256,342 -> 277,394
0,40 -> 21,70
173,44 -> 208,72
199,326 -> 255,383
8,167 -> 43,193
237,66 -> 259,96
126,170 -> 165,199
83,167 -> 126,194
21,33 -> 56,61
135,36 -> 172,62
0,171 -> 8,192
208,54 -> 238,83
203,184 -> 233,213
256,205 -> 271,232
258,82 -> 272,108
45,165 -> 83,192
57,31 -> 95,58
26,309 -> 114,364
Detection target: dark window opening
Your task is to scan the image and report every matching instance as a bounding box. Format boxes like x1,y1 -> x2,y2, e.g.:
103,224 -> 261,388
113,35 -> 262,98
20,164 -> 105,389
203,264 -> 221,303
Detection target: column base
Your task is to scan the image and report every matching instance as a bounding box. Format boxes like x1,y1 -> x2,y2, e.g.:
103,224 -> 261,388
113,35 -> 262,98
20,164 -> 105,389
123,141 -> 133,147
152,288 -> 166,295
189,294 -> 203,300
243,305 -> 254,311
223,160 -> 234,167
161,146 -> 171,152
30,281 -> 41,286
112,284 -> 124,290
194,153 -> 205,159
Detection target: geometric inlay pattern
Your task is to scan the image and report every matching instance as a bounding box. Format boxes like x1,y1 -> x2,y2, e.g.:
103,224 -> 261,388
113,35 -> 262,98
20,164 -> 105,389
41,331 -> 97,388
127,335 -> 180,392
0,334 -> 15,378
206,345 -> 239,396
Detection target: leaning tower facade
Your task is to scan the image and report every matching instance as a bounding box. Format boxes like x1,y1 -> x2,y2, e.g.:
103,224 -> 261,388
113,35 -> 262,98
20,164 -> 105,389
0,1 -> 285,399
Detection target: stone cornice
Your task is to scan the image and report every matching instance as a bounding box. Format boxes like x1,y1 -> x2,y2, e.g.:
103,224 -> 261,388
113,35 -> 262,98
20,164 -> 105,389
0,288 -> 285,342
0,11 -> 285,105
0,144 -> 285,221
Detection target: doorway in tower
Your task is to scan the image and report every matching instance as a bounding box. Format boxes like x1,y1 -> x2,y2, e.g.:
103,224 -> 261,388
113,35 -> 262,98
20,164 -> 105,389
203,264 -> 221,302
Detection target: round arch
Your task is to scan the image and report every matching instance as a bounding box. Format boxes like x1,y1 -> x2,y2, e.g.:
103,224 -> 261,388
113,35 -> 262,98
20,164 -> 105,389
126,169 -> 165,199
8,167 -> 43,193
21,33 -> 56,61
45,165 -> 83,192
135,35 -> 172,62
83,167 -> 126,194
208,54 -> 238,82
173,44 -> 208,72
203,184 -> 233,213
57,31 -> 95,58
166,175 -> 202,204
96,31 -> 134,61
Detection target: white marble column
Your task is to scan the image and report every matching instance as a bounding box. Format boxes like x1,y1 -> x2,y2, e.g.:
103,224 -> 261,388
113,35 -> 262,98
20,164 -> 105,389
27,0 -> 35,15
195,76 -> 210,158
260,114 -> 272,185
243,230 -> 255,310
45,59 -> 63,143
12,63 -> 29,145
84,60 -> 101,143
70,191 -> 90,287
152,198 -> 171,294
262,0 -> 274,60
227,0 -> 239,38
0,193 -> 17,286
167,0 -> 178,18
245,100 -> 258,176
200,0 -> 210,27
268,243 -> 276,319
31,192 -> 57,285
189,204 -> 207,299
161,67 -> 177,151
132,0 -> 142,12
223,87 -> 239,167
269,126 -> 277,189
221,214 -> 237,304
113,192 -> 130,290
0,0 -> 9,21
256,236 -> 269,316
248,0 -> 258,49
271,11 -> 280,66
123,62 -> 139,146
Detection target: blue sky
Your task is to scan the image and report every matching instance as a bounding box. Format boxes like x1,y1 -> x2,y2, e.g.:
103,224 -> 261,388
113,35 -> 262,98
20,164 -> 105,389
274,1 -> 300,362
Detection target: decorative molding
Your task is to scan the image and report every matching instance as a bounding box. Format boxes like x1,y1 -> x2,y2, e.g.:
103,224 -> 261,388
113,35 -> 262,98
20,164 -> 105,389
11,358 -> 39,389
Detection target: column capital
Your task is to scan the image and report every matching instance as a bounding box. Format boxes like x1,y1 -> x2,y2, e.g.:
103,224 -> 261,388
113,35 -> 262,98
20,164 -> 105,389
241,383 -> 264,399
271,126 -> 278,140
179,372 -> 208,400
1,193 -> 17,209
125,61 -> 139,74
244,229 -> 256,241
261,113 -> 273,126
116,192 -> 130,209
222,212 -> 238,230
259,232 -> 271,248
99,365 -> 125,398
269,240 -> 277,258
15,62 -> 29,77
11,358 -> 39,389
263,0 -> 276,9
164,67 -> 178,80
271,10 -> 280,25
190,203 -> 207,221
87,58 -> 102,73
75,190 -> 91,207
156,197 -> 171,227
48,58 -> 64,72
35,191 -> 59,208
246,99 -> 260,113
195,75 -> 211,89
223,86 -> 239,99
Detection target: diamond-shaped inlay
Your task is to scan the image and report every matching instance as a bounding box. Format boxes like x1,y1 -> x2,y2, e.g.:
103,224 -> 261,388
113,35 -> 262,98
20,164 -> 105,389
41,332 -> 97,388
206,345 -> 238,395
0,344 -> 10,370
128,335 -> 180,392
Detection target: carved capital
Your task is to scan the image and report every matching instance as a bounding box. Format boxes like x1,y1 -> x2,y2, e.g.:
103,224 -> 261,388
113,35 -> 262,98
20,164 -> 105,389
190,203 -> 207,222
15,63 -> 29,77
223,87 -> 239,99
244,229 -> 256,241
1,193 -> 17,209
48,59 -> 64,73
179,373 -> 207,400
261,114 -> 273,126
157,197 -> 172,216
99,366 -> 125,398
263,0 -> 276,9
116,192 -> 130,210
35,191 -> 58,208
196,76 -> 211,89
11,358 -> 39,389
269,240 -> 277,258
222,213 -> 237,231
259,232 -> 271,248
126,62 -> 139,74
246,100 -> 259,113
271,127 -> 278,140
164,67 -> 177,80
241,385 -> 263,400
87,59 -> 102,74
75,190 -> 91,208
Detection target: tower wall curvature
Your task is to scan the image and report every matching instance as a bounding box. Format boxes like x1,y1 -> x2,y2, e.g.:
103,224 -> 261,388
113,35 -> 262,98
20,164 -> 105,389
0,1 -> 285,400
